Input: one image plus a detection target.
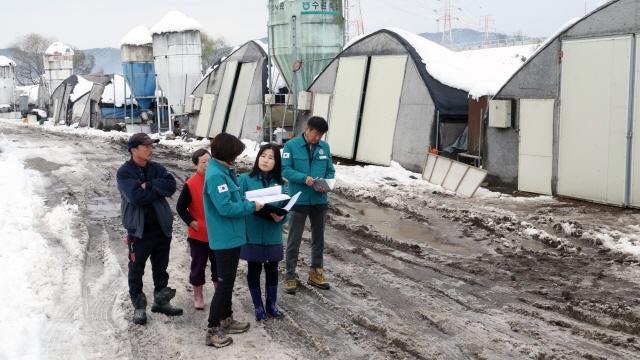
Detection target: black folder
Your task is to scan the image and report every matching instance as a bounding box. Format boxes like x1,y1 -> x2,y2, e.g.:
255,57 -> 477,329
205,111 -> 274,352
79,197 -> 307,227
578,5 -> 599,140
253,203 -> 288,222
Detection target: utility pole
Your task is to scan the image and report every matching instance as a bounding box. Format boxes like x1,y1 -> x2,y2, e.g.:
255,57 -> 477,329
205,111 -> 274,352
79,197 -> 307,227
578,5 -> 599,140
436,0 -> 458,44
480,14 -> 494,44
344,0 -> 364,42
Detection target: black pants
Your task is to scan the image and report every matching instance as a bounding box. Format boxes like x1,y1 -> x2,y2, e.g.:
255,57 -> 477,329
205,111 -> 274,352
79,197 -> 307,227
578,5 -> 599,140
188,239 -> 218,286
247,261 -> 279,289
127,231 -> 171,298
207,246 -> 241,328
285,204 -> 328,278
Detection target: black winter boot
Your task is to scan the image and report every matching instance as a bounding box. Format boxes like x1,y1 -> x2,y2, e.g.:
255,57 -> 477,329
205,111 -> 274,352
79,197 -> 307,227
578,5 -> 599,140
151,287 -> 183,316
131,293 -> 148,325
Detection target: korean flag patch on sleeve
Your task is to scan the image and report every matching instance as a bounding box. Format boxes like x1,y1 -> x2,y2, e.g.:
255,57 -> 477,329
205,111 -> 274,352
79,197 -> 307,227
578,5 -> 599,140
283,152 -> 290,159
217,184 -> 229,193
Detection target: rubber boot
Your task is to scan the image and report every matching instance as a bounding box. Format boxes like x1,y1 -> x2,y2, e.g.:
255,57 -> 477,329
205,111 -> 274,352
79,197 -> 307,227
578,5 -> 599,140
249,287 -> 267,321
193,285 -> 205,310
265,285 -> 284,319
151,287 -> 183,316
131,293 -> 147,325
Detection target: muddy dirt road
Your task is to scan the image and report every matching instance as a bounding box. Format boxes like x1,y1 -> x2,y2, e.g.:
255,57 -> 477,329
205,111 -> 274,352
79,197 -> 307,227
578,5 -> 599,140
5,121 -> 640,359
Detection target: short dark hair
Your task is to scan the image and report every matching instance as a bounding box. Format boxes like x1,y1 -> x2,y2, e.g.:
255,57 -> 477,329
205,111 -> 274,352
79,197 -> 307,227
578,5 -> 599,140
191,148 -> 210,165
249,143 -> 284,185
210,133 -> 245,163
307,116 -> 328,133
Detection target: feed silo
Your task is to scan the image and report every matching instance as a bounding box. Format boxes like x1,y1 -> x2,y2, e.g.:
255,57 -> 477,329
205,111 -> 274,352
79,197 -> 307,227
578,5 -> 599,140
0,56 -> 16,106
43,42 -> 74,95
268,0 -> 345,93
120,26 -> 156,110
151,11 -> 203,116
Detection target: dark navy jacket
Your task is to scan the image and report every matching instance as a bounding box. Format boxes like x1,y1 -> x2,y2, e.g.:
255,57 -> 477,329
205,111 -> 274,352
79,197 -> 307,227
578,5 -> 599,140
116,159 -> 176,238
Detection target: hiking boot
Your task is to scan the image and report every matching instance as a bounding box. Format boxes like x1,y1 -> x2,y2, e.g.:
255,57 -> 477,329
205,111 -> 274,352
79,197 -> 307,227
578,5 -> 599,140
307,268 -> 330,290
265,285 -> 284,319
284,274 -> 299,294
205,327 -> 233,348
249,288 -> 267,321
221,317 -> 250,334
151,287 -> 183,316
131,293 -> 147,325
193,285 -> 205,310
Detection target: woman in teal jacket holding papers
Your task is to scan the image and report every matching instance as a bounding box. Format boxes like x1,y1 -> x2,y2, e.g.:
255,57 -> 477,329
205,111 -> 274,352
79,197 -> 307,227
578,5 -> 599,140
203,133 -> 264,348
239,143 -> 287,321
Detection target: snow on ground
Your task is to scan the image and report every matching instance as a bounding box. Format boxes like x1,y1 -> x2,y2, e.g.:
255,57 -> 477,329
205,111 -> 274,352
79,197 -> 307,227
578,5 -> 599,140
0,135 -> 84,359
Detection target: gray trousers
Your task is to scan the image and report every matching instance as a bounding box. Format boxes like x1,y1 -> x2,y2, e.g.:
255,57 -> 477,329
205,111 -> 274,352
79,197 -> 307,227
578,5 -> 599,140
285,204 -> 328,278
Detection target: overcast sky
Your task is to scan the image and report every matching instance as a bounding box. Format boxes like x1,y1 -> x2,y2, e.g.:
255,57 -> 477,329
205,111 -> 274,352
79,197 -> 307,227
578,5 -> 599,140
1,0 -> 604,49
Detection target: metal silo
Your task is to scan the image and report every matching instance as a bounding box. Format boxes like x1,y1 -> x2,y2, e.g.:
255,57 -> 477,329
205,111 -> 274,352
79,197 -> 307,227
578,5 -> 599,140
151,11 -> 203,118
0,56 -> 16,106
120,26 -> 156,110
43,42 -> 74,95
268,0 -> 345,93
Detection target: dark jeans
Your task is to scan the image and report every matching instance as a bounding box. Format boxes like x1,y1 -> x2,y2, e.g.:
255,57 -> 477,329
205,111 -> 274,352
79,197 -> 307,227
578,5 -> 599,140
247,261 -> 279,289
207,246 -> 241,328
188,239 -> 218,286
127,230 -> 171,298
285,204 -> 328,278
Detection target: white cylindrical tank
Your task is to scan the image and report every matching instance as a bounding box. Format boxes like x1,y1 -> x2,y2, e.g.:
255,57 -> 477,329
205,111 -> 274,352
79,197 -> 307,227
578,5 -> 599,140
151,11 -> 203,115
0,56 -> 16,106
43,42 -> 74,95
121,26 -> 156,110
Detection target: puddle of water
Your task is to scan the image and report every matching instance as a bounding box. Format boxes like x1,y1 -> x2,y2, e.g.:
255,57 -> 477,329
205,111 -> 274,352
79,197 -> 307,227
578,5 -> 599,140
343,201 -> 489,256
86,197 -> 120,219
24,157 -> 63,173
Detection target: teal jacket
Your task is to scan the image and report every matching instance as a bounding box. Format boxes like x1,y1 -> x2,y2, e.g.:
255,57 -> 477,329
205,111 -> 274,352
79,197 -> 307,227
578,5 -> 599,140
203,160 -> 256,250
282,134 -> 335,205
239,173 -> 286,246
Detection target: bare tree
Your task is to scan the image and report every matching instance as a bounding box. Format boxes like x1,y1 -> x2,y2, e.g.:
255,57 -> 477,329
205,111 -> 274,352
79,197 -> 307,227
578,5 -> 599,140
73,49 -> 95,75
11,33 -> 54,85
201,33 -> 231,71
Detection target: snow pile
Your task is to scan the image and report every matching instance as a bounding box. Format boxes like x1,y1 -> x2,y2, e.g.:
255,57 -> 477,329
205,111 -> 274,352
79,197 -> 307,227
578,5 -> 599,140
120,25 -> 152,47
0,136 -> 81,359
45,42 -> 74,56
102,74 -> 137,106
345,28 -> 536,98
69,76 -> 94,102
150,11 -> 202,35
0,55 -> 15,67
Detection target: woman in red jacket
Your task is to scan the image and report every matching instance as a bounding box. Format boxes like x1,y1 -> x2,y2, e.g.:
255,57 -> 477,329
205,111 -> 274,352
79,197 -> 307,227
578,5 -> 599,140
176,148 -> 217,309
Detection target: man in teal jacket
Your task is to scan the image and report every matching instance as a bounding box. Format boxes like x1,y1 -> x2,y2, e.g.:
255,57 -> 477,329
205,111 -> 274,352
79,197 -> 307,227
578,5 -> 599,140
282,116 -> 335,294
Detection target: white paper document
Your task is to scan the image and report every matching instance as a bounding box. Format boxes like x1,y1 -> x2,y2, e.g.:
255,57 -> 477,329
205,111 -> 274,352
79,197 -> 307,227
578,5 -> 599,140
313,178 -> 336,192
245,185 -> 291,204
283,192 -> 302,211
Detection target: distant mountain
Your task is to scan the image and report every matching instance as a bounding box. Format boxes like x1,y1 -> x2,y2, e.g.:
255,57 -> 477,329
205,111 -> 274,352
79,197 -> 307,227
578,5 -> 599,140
419,28 -> 542,50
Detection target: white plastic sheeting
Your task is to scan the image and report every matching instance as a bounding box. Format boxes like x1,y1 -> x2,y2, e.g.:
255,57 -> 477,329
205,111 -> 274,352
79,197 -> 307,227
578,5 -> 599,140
312,93 -> 331,120
518,99 -> 554,195
208,61 -> 238,138
355,55 -> 407,166
558,36 -> 631,205
326,56 -> 367,159
196,94 -> 217,138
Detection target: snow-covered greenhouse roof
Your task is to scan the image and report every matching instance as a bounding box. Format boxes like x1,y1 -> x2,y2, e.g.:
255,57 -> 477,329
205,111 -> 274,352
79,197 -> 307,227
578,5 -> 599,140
0,56 -> 16,67
120,26 -> 152,47
343,28 -> 535,99
150,11 -> 202,35
45,42 -> 74,56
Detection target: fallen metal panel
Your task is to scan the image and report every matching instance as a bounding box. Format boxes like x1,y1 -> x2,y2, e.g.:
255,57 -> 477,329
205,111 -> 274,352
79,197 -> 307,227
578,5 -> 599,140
208,61 -> 239,138
195,94 -> 217,138
430,156 -> 452,186
422,153 -> 437,181
457,167 -> 487,198
442,162 -> 469,192
326,56 -> 368,159
225,62 -> 258,138
356,55 -> 408,165
312,93 -> 332,120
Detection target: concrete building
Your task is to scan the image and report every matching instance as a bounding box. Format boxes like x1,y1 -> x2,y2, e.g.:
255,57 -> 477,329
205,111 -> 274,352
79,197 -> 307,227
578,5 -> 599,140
489,0 -> 640,207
